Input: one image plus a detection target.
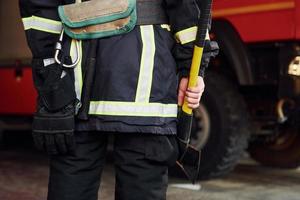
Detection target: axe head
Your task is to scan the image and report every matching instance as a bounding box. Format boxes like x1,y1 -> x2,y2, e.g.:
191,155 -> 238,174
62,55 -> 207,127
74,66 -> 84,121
176,144 -> 201,184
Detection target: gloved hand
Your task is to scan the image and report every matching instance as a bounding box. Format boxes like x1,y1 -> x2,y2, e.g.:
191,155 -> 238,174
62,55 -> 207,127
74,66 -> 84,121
31,57 -> 78,155
198,40 -> 219,77
176,40 -> 219,79
32,101 -> 76,155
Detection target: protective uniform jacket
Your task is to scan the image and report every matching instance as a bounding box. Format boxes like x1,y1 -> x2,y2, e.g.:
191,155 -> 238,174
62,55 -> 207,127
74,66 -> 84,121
19,0 -> 216,135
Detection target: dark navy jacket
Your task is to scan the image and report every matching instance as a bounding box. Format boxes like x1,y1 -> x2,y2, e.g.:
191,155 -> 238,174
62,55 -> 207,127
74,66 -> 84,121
19,0 -> 216,135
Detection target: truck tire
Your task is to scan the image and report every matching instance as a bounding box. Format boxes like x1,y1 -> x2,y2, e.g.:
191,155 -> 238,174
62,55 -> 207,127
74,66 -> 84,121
249,127 -> 300,168
191,72 -> 250,180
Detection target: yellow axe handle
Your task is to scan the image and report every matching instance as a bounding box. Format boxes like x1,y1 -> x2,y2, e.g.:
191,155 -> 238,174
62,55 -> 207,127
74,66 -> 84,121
182,45 -> 204,114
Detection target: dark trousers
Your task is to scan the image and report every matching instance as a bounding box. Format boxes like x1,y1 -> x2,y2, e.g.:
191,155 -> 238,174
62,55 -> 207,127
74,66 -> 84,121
47,131 -> 178,200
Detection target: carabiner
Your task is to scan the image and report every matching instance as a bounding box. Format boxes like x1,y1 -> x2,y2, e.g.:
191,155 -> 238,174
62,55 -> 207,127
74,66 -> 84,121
54,29 -> 80,68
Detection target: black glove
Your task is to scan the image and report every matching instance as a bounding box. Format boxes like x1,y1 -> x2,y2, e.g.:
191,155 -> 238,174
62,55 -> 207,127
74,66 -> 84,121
32,102 -> 76,155
199,40 -> 219,77
31,58 -> 77,155
32,58 -> 76,111
176,40 -> 219,79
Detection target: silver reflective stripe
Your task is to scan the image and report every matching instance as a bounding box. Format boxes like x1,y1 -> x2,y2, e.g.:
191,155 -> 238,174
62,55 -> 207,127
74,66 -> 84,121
22,16 -> 62,34
71,40 -> 83,100
43,58 -> 55,67
135,25 -> 156,103
89,101 -> 178,117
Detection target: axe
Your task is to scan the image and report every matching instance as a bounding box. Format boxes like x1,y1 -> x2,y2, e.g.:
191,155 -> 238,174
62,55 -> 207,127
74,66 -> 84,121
176,0 -> 213,183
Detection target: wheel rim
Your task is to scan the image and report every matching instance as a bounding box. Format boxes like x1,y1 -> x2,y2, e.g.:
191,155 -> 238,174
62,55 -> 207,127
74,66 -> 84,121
249,126 -> 300,168
190,104 -> 211,150
268,128 -> 298,151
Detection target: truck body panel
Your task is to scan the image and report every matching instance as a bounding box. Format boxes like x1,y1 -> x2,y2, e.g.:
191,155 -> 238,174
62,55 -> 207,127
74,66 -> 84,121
295,0 -> 300,38
0,67 -> 36,115
213,0 -> 297,42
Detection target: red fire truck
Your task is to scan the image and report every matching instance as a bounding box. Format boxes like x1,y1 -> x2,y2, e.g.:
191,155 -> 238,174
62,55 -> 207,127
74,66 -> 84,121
1,0 -> 300,179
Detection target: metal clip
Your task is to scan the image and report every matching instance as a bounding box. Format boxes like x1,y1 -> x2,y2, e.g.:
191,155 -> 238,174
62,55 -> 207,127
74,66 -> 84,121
54,29 -> 80,68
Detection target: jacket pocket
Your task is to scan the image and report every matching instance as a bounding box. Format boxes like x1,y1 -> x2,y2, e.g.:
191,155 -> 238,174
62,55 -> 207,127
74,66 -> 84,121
144,135 -> 179,167
114,134 -> 179,167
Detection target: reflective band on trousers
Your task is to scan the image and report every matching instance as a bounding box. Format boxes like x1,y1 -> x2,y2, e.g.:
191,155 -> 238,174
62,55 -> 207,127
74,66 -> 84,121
89,101 -> 178,117
175,26 -> 210,45
71,40 -> 83,100
135,25 -> 156,103
22,16 -> 62,34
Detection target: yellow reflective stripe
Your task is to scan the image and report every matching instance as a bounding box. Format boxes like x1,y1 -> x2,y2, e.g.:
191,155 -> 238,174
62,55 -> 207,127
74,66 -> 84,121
175,26 -> 210,45
213,2 -> 295,18
161,24 -> 171,31
89,101 -> 178,117
71,40 -> 83,100
135,25 -> 156,103
175,26 -> 197,44
22,16 -> 62,34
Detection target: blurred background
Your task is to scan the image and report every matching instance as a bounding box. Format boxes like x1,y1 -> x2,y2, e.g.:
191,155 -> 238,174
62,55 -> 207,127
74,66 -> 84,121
1,0 -> 300,200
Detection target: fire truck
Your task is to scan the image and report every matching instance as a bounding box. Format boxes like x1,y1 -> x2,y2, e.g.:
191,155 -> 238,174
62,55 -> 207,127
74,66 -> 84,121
1,0 -> 300,179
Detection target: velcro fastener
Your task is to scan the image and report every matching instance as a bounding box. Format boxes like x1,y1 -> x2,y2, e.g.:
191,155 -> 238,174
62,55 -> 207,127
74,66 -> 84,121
33,107 -> 75,133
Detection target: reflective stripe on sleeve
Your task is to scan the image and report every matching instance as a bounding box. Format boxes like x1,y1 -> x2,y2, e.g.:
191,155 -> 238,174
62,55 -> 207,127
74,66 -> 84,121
22,16 -> 62,34
89,101 -> 178,117
175,26 -> 210,45
135,25 -> 156,103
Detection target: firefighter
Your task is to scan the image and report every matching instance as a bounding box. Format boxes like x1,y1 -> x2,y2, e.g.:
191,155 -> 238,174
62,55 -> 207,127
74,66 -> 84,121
19,0 -> 218,199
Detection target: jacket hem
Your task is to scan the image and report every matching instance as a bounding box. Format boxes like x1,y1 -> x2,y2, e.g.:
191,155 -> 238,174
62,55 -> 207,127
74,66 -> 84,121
75,119 -> 177,135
